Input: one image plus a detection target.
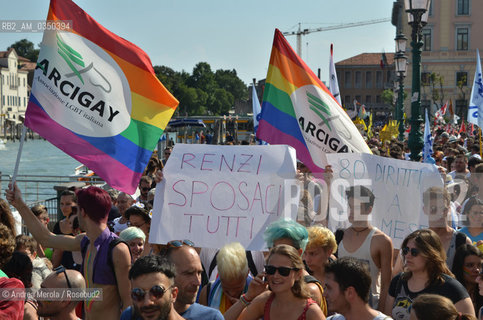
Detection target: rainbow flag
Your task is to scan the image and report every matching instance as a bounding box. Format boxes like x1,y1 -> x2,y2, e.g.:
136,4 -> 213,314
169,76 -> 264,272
257,30 -> 370,173
25,0 -> 178,193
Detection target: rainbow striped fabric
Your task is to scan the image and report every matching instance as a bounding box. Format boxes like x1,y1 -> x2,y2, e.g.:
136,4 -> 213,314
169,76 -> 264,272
25,0 -> 178,193
257,30 -> 370,173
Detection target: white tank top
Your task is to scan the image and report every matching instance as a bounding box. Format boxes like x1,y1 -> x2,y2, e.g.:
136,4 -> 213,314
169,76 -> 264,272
338,227 -> 381,309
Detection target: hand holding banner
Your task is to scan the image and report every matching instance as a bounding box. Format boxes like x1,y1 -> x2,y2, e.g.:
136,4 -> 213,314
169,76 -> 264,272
151,144 -> 298,250
326,153 -> 443,247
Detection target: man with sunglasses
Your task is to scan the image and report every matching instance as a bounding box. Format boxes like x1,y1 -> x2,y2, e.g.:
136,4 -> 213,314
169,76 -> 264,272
162,147 -> 172,166
165,241 -> 224,320
137,176 -> 153,202
121,255 -> 184,320
37,266 -> 86,320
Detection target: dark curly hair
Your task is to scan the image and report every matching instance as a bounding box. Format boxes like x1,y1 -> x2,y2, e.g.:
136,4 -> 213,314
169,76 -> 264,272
0,199 -> 17,236
0,223 -> 15,268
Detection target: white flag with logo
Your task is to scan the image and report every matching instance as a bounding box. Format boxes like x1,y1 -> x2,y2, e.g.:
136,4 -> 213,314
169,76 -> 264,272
468,49 -> 483,127
329,44 -> 341,105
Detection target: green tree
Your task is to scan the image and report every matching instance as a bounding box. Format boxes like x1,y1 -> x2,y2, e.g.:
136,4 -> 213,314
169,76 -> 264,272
154,65 -> 188,93
187,62 -> 217,93
429,72 -> 444,107
214,69 -> 247,101
457,74 -> 467,101
153,62 -> 247,116
176,85 -> 206,115
8,39 -> 39,62
382,89 -> 395,108
210,88 -> 234,115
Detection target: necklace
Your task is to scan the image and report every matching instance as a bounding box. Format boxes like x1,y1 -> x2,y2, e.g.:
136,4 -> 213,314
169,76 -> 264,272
350,226 -> 370,235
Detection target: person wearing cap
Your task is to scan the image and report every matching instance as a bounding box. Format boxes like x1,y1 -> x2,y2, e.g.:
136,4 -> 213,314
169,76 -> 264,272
448,135 -> 458,145
440,132 -> 450,145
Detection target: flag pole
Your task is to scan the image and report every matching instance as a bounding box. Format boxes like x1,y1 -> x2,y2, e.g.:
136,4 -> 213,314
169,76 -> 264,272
10,125 -> 27,188
480,127 -> 482,158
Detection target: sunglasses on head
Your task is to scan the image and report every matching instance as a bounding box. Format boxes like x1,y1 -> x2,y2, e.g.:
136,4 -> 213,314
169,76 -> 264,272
402,247 -> 420,257
131,285 -> 171,302
167,239 -> 195,248
264,265 -> 299,277
54,265 -> 72,288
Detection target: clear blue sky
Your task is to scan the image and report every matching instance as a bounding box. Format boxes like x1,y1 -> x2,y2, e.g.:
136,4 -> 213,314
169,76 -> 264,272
0,0 -> 396,85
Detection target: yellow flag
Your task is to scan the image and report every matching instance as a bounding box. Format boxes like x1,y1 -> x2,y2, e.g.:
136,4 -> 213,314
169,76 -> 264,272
353,117 -> 367,131
367,114 -> 373,139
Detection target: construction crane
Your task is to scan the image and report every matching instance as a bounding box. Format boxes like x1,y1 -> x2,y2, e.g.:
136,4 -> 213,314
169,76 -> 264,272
283,18 -> 391,57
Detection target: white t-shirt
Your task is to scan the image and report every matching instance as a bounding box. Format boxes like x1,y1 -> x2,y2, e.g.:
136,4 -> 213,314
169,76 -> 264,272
327,312 -> 393,320
112,217 -> 128,234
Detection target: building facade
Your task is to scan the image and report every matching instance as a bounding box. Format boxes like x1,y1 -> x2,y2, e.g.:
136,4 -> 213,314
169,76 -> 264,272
335,53 -> 395,119
401,0 -> 483,118
0,48 -> 34,137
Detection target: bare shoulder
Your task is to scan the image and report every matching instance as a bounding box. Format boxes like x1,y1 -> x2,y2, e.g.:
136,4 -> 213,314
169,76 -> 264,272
251,290 -> 272,304
371,229 -> 393,256
242,291 -> 271,319
373,229 -> 393,245
112,241 -> 131,261
75,233 -> 86,245
306,282 -> 322,304
306,303 -> 325,319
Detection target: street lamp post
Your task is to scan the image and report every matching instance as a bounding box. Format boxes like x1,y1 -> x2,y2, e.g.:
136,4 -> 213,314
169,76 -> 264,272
394,33 -> 408,141
405,0 -> 431,161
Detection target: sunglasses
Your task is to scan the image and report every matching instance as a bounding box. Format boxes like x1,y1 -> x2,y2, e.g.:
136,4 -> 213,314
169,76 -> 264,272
127,221 -> 145,228
167,239 -> 195,248
131,285 -> 171,302
264,265 -> 299,277
141,187 -> 151,192
54,265 -> 72,288
402,247 -> 420,257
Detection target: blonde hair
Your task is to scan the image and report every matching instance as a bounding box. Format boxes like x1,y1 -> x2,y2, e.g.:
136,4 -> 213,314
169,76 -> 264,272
217,242 -> 248,282
306,225 -> 337,253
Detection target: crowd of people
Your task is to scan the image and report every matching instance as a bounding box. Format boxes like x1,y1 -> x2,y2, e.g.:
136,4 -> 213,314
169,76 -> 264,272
0,131 -> 482,320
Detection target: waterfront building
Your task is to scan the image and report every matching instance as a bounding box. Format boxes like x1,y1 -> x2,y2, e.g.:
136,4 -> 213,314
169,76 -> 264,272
0,48 -> 35,138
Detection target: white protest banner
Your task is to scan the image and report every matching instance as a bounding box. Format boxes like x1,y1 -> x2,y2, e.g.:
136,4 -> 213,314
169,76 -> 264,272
326,153 -> 443,247
151,144 -> 298,250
